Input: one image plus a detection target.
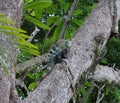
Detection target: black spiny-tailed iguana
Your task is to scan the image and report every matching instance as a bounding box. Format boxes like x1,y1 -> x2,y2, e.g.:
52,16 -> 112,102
39,39 -> 71,78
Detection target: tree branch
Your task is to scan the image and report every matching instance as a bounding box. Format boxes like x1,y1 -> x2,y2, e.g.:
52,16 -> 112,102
16,53 -> 49,71
22,1 -> 114,103
89,65 -> 120,85
59,0 -> 79,39
0,0 -> 24,102
96,84 -> 105,103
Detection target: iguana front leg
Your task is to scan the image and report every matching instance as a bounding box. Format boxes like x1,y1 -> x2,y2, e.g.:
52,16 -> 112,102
38,39 -> 71,79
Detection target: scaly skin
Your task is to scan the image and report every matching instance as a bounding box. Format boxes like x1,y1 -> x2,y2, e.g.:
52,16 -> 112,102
40,39 -> 71,75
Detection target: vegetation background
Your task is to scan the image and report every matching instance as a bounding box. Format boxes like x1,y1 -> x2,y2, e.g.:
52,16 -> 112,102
1,0 -> 120,102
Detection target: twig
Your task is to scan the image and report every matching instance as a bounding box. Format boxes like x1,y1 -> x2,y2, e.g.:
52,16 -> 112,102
96,84 -> 105,103
15,78 -> 29,96
45,18 -> 62,39
80,84 -> 95,103
59,0 -> 79,39
16,53 -> 49,72
27,26 -> 40,42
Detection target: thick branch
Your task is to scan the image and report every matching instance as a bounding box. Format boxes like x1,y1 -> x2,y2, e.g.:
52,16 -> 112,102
17,53 -> 49,71
0,0 -> 24,103
22,1 -> 114,103
89,65 -> 120,85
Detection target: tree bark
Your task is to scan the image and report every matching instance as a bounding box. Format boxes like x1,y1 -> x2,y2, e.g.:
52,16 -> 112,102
89,65 -> 120,85
0,0 -> 120,103
0,0 -> 23,103
22,0 -> 115,103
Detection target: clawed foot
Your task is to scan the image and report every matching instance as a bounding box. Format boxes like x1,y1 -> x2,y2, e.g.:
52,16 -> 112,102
62,59 -> 68,66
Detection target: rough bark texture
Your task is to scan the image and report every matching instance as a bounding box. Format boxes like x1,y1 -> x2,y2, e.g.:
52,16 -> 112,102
17,54 -> 49,71
89,65 -> 120,85
22,0 -> 113,103
0,0 -> 23,103
0,0 -> 120,103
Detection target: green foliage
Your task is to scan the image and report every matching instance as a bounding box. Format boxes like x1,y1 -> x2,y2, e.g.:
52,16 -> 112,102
72,81 -> 120,103
72,81 -> 93,103
42,38 -> 54,52
23,0 -> 52,31
15,0 -> 120,102
106,37 -> 120,68
24,14 -> 50,30
24,0 -> 52,10
16,0 -> 97,100
52,18 -> 64,41
103,86 -> 120,102
28,81 -> 39,91
0,13 -> 39,56
99,37 -> 120,102
22,0 -> 96,54
114,87 -> 120,101
100,37 -> 120,69
24,68 -> 46,91
0,13 -> 15,25
0,54 -> 10,77
0,13 -> 40,75
16,86 -> 26,99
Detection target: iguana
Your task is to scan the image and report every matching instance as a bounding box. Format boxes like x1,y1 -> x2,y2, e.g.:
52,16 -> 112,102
39,39 -> 72,77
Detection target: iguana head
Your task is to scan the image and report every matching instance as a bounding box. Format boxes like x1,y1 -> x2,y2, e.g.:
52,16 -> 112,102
63,40 -> 72,48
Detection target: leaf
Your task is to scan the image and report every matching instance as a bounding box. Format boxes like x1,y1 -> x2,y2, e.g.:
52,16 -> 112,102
69,23 -> 78,37
17,52 -> 33,63
106,38 -> 120,67
85,81 -> 91,88
73,10 -> 83,16
60,2 -> 70,12
0,26 -> 26,33
0,18 -> 15,25
0,13 -> 15,25
0,58 -> 10,77
19,47 -> 40,56
41,38 -> 54,53
71,19 -> 83,26
114,87 -> 120,101
80,85 -> 86,96
84,96 -> 89,103
0,12 -> 40,75
24,0 -> 52,10
16,86 -> 25,99
17,38 -> 38,49
34,8 -> 42,19
47,16 -> 61,26
52,19 -> 64,41
101,59 -> 108,65
27,73 -> 35,79
64,28 -> 71,39
28,82 -> 39,90
3,31 -> 29,39
34,72 -> 40,79
24,0 -> 33,3
105,87 -> 110,96
24,15 -> 50,30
